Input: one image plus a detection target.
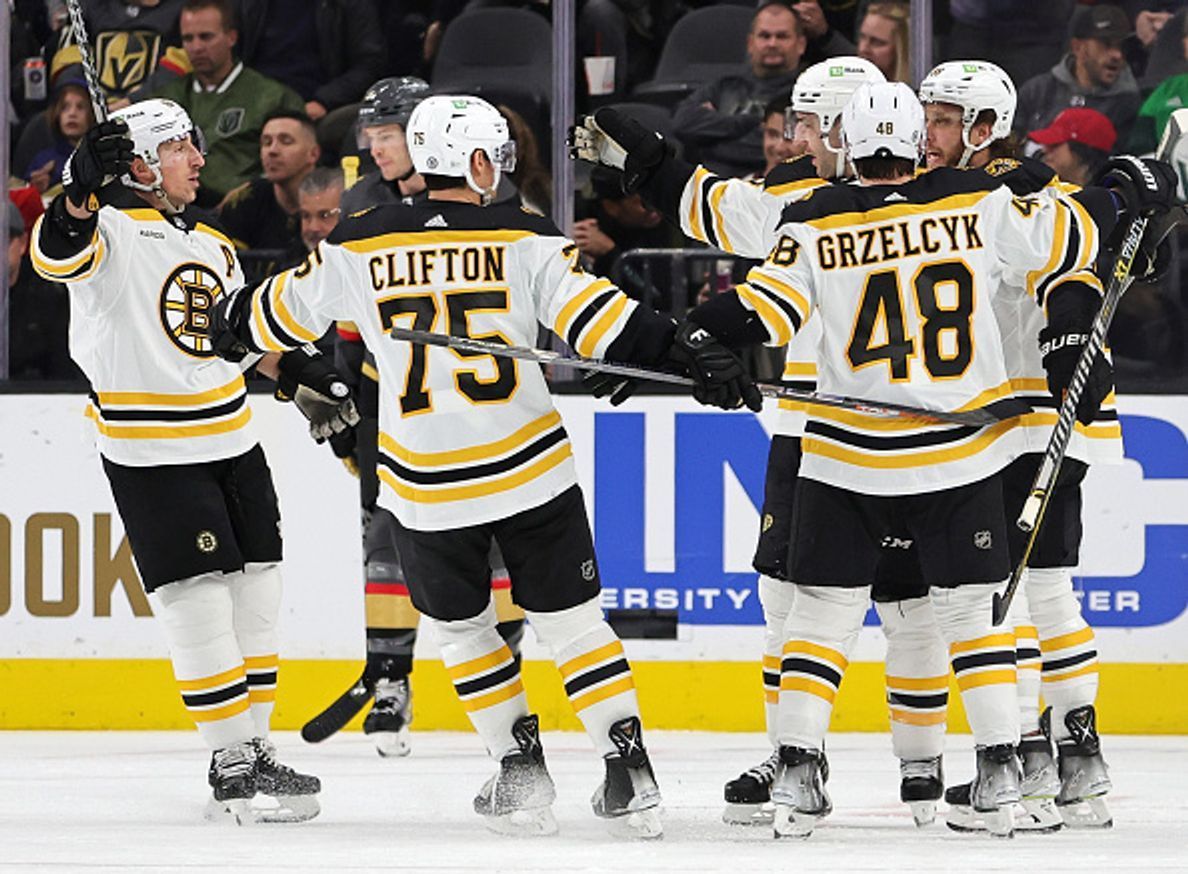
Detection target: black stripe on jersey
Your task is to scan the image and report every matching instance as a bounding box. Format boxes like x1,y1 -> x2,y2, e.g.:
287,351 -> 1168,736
566,289 -> 620,349
1026,396 -> 1119,420
181,681 -> 249,708
747,278 -> 804,332
1017,647 -> 1043,662
564,658 -> 631,698
53,255 -> 98,280
887,691 -> 949,710
763,155 -> 820,190
1042,650 -> 1098,673
780,657 -> 842,688
245,670 -> 277,687
95,393 -> 246,422
700,176 -> 721,249
454,660 -> 520,697
1036,203 -> 1081,306
259,281 -> 307,348
378,427 -> 568,485
805,420 -> 980,451
762,670 -> 780,688
951,650 -> 1018,674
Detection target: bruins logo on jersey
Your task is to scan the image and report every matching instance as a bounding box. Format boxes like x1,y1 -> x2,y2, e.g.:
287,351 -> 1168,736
983,158 -> 1022,178
159,263 -> 226,357
96,30 -> 162,95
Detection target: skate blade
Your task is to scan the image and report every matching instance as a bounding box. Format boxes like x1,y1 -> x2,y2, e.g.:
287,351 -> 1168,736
1017,797 -> 1063,833
908,800 -> 937,827
203,797 -> 256,827
722,802 -> 774,826
772,804 -> 822,839
481,806 -> 559,837
605,806 -> 663,840
1059,796 -> 1113,829
977,805 -> 1015,839
372,728 -> 411,758
250,793 -> 321,824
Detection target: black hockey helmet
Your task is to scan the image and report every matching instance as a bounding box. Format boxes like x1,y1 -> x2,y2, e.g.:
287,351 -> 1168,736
357,77 -> 430,130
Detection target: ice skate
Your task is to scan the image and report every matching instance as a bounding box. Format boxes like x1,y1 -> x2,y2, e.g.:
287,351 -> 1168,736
899,756 -> 943,827
1017,728 -> 1063,832
771,746 -> 831,839
474,714 -> 558,837
1055,705 -> 1113,829
250,738 -> 321,823
204,741 -> 258,825
364,677 -> 412,757
969,744 -> 1021,838
723,750 -> 779,825
592,716 -> 663,839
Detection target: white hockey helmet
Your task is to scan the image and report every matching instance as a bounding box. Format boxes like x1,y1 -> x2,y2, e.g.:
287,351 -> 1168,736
110,98 -> 203,206
842,81 -> 925,166
789,56 -> 886,139
918,60 -> 1017,166
406,95 -> 517,204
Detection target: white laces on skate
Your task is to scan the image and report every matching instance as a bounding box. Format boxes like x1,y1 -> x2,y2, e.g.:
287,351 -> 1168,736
747,751 -> 780,785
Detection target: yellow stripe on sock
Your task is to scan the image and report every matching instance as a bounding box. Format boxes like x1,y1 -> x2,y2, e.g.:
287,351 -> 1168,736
176,664 -> 245,692
954,668 -> 1017,691
571,676 -> 635,713
779,675 -> 837,703
189,697 -> 251,723
1040,627 -> 1095,653
950,633 -> 1015,656
447,646 -> 513,682
460,679 -> 524,712
560,640 -> 625,680
889,707 -> 948,726
248,689 -> 277,703
243,654 -> 278,671
1042,662 -> 1099,682
885,674 -> 949,691
782,640 -> 848,672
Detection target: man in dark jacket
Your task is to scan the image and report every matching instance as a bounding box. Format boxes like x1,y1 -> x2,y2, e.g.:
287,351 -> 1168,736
234,0 -> 385,121
672,1 -> 805,177
1013,4 -> 1142,146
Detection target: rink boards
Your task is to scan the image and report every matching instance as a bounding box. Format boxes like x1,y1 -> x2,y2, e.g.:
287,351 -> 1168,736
1,393 -> 1186,732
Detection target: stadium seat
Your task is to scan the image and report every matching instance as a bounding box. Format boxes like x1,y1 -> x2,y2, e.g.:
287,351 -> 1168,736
632,5 -> 753,106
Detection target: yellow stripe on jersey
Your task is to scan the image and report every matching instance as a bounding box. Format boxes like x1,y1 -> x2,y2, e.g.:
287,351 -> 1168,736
378,444 -> 572,504
748,268 -> 811,321
195,222 -> 234,250
554,278 -> 615,341
574,293 -> 630,357
1019,411 -> 1122,440
96,376 -> 245,407
86,405 -> 252,439
379,410 -> 562,467
269,270 -> 320,343
361,361 -> 379,382
1026,200 -> 1068,298
1067,194 -> 1097,273
803,417 -> 1017,468
687,166 -> 711,242
783,361 -> 818,378
804,191 -> 990,231
708,181 -> 734,253
765,178 -> 829,198
250,278 -> 287,352
30,230 -> 106,281
122,208 -> 167,223
339,229 -> 534,254
955,380 -> 1016,412
801,381 -> 1013,433
736,284 -> 794,345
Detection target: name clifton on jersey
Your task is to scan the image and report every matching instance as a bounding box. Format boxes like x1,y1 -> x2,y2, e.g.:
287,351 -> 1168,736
367,245 -> 506,290
817,213 -> 984,271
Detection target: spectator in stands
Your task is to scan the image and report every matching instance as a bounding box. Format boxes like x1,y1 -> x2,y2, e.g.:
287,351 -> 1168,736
219,110 -> 319,267
672,1 -> 806,178
760,94 -> 800,178
6,199 -> 80,381
856,1 -> 910,83
1014,5 -> 1142,146
1130,13 -> 1188,152
1028,107 -> 1117,185
340,77 -> 429,215
153,0 -> 304,207
944,0 -> 1076,88
793,0 -> 857,66
500,104 -> 552,215
22,71 -> 94,194
234,0 -> 385,122
298,167 -> 344,251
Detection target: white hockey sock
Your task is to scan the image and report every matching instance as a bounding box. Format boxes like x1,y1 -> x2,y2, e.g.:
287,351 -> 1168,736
1007,577 -> 1042,737
149,573 -> 256,750
777,584 -> 869,751
876,596 -> 949,761
527,597 -> 639,758
430,601 -> 527,760
1027,567 -> 1099,740
759,576 -> 795,749
229,562 -> 283,737
930,583 -> 1019,748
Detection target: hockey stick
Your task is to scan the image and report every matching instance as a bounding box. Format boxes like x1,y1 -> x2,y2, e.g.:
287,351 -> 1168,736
64,0 -> 108,123
389,326 -> 1023,428
991,115 -> 1188,625
300,669 -> 375,743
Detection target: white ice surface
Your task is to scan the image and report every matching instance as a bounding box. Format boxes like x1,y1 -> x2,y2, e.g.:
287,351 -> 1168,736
0,731 -> 1185,873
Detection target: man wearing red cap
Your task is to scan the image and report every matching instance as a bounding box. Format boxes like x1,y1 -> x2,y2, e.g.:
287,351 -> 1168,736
1028,107 -> 1118,185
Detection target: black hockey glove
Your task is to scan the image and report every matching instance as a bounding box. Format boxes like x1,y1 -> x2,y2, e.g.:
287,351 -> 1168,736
1038,285 -> 1113,426
208,287 -> 256,363
667,322 -> 762,412
583,369 -> 640,406
63,120 -> 134,208
569,107 -> 668,194
1096,156 -> 1178,227
277,346 -> 361,443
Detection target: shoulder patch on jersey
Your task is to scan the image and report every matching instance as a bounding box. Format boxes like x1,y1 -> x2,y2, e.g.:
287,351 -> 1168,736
979,155 -> 1055,196
983,158 -> 1021,177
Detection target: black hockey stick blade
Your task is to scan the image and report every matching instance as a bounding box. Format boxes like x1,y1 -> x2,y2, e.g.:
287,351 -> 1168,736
389,326 -> 1020,428
300,669 -> 375,743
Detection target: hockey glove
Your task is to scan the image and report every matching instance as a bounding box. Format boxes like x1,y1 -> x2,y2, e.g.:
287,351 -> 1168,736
583,369 -> 640,406
208,287 -> 255,362
570,108 -> 668,194
1096,156 -> 1178,227
277,346 -> 362,443
667,322 -> 762,412
1038,285 -> 1113,426
63,120 -> 134,208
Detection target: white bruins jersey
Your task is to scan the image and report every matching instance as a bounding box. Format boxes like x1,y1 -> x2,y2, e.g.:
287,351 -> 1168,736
235,200 -> 643,531
31,199 -> 256,467
679,157 -> 828,437
733,167 -> 1102,496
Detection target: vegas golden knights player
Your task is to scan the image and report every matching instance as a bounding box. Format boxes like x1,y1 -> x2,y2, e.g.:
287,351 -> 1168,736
31,99 -> 353,824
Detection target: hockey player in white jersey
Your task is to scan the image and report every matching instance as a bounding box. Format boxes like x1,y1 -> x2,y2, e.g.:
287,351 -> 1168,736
209,94 -> 760,838
29,99 -> 352,823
